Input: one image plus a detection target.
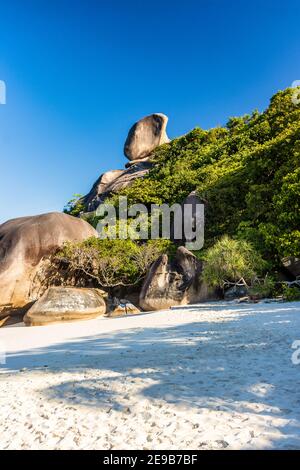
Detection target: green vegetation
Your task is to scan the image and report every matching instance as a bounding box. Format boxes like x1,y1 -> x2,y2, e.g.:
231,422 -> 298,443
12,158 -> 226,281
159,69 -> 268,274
248,276 -> 276,299
201,236 -> 266,290
114,88 -> 300,265
53,237 -> 173,289
282,285 -> 300,302
65,88 -> 300,296
64,194 -> 85,217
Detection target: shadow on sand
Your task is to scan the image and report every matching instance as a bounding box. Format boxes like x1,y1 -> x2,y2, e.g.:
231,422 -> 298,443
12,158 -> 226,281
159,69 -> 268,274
2,302 -> 300,448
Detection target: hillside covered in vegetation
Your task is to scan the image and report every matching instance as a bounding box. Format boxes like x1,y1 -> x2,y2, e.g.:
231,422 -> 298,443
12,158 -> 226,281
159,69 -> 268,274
107,88 -> 299,267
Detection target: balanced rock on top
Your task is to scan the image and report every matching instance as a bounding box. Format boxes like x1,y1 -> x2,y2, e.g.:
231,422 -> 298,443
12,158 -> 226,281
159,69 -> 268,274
124,113 -> 170,161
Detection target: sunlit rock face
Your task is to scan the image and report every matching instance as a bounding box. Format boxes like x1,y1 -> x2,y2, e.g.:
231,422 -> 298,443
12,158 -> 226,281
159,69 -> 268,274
124,113 -> 170,161
81,161 -> 152,212
80,113 -> 170,213
24,286 -> 106,326
0,212 -> 97,314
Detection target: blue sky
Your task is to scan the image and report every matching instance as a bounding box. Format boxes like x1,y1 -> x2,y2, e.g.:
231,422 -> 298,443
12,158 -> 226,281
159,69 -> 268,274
0,0 -> 300,223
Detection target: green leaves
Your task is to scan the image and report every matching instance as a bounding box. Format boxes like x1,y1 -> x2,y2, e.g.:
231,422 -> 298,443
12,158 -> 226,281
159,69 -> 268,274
202,236 -> 267,289
55,237 -> 174,288
116,87 -> 300,264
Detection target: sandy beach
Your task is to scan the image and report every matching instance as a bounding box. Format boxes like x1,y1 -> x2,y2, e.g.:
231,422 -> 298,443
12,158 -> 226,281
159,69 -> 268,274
1,301 -> 300,450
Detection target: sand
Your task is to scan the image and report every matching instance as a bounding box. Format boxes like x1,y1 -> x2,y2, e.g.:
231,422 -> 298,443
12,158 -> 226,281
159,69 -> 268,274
0,301 -> 300,450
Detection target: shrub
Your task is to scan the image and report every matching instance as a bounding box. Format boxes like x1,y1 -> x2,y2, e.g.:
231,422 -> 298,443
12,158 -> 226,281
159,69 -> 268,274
202,235 -> 267,290
282,285 -> 300,302
52,237 -> 174,290
63,194 -> 85,217
248,276 -> 276,299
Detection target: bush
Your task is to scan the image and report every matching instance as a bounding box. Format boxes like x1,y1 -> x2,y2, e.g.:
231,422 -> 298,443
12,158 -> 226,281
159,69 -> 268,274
63,194 -> 85,217
282,285 -> 300,302
248,276 -> 275,299
202,236 -> 267,290
53,237 -> 174,290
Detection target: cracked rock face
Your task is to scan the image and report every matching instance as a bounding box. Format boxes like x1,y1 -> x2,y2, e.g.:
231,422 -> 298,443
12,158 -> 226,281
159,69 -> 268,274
124,113 -> 170,161
139,246 -> 210,311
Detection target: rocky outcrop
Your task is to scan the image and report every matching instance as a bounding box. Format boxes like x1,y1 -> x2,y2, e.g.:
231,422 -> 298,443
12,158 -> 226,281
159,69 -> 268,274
24,287 -> 106,326
0,212 -> 97,315
282,256 -> 300,279
81,161 -> 153,212
106,298 -> 141,317
139,246 -> 210,311
124,113 -> 169,161
80,113 -> 170,213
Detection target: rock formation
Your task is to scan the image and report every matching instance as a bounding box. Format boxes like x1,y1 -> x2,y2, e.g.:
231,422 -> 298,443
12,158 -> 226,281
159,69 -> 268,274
79,113 -> 170,213
0,212 -> 97,317
139,246 -> 210,311
124,113 -> 169,161
282,256 -> 300,279
81,161 -> 152,212
24,287 -> 106,326
106,299 -> 141,317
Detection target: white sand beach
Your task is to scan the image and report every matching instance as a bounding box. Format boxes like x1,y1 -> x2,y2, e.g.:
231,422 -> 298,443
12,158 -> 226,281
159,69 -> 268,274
1,301 -> 300,450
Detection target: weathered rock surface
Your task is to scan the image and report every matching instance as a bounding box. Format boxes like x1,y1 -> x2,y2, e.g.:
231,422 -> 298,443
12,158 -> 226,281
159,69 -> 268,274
0,212 -> 97,314
139,246 -> 210,311
82,161 -> 152,212
106,299 -> 141,317
24,287 -> 106,326
124,113 -> 169,161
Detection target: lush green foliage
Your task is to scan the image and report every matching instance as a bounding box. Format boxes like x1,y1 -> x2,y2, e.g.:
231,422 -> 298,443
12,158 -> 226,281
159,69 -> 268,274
64,194 -> 85,217
282,285 -> 300,301
54,237 -> 174,288
115,88 -> 300,264
249,276 -> 276,299
201,236 -> 267,289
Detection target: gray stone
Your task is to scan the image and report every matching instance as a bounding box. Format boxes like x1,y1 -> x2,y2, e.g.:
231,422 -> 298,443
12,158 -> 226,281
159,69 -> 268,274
0,212 -> 97,313
24,287 -> 106,326
224,285 -> 249,300
139,246 -> 210,311
106,300 -> 141,317
282,256 -> 300,279
124,113 -> 169,161
81,161 -> 152,212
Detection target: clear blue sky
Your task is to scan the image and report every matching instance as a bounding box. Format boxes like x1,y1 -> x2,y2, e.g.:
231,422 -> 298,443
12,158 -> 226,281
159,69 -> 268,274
1,0 -> 300,223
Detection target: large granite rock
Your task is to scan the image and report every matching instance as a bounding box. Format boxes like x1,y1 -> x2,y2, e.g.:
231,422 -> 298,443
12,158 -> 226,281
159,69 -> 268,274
0,212 -> 97,314
139,246 -> 210,311
124,113 -> 170,161
82,161 -> 152,212
24,287 -> 106,326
